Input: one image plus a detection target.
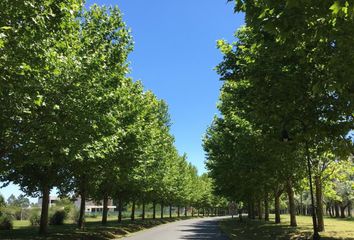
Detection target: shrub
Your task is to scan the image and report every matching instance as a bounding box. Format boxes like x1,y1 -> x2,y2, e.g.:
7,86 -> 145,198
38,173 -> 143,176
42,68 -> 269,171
0,215 -> 13,230
69,207 -> 80,223
29,211 -> 41,226
62,204 -> 79,223
1,206 -> 21,220
49,210 -> 67,225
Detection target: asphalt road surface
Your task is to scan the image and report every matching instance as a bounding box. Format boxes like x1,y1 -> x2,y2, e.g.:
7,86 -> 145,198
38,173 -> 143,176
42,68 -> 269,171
122,216 -> 229,240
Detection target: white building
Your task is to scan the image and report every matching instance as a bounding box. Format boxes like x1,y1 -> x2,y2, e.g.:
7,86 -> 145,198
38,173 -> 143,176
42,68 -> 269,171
38,196 -> 116,213
38,196 -> 60,208
74,197 -> 116,213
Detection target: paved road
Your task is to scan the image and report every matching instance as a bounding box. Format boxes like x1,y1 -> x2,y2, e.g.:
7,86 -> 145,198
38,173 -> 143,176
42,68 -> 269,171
122,216 -> 229,240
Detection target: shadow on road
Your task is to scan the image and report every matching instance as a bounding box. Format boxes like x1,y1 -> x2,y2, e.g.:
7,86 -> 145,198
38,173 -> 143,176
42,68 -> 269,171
179,219 -> 228,240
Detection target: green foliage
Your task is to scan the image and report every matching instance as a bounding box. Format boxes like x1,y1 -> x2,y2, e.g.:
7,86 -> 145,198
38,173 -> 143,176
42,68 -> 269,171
0,0 -> 220,234
6,194 -> 30,208
0,195 -> 5,208
49,210 -> 67,225
205,0 -> 354,228
0,215 -> 13,230
29,211 -> 41,226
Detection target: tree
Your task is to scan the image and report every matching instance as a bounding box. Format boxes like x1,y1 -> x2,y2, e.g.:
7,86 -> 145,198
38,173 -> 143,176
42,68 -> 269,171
0,1 -> 134,233
209,1 -> 354,234
0,194 -> 5,208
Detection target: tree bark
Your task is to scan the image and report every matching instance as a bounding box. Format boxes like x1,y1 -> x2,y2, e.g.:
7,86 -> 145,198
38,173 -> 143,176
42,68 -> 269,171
118,197 -> 123,222
315,175 -> 324,231
264,194 -> 269,221
185,206 -> 187,217
238,207 -> 243,222
39,185 -> 50,234
78,190 -> 86,229
152,201 -> 156,219
275,193 -> 281,224
335,202 -> 340,218
177,205 -> 180,217
348,201 -> 352,217
169,204 -> 172,218
102,194 -> 109,225
160,202 -> 164,219
300,193 -> 304,215
131,200 -> 135,221
259,200 -> 263,220
326,203 -> 332,217
247,201 -> 253,219
340,205 -> 346,218
286,180 -> 297,227
251,201 -> 256,219
142,200 -> 145,220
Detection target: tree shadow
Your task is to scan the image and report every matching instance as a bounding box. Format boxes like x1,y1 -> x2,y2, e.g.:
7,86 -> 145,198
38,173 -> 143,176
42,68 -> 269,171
220,218 -> 354,240
0,218 -> 190,240
179,219 -> 229,240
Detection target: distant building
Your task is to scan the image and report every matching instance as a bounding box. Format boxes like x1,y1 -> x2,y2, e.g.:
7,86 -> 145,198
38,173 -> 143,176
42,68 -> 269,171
38,196 -> 116,213
74,197 -> 116,213
38,196 -> 60,208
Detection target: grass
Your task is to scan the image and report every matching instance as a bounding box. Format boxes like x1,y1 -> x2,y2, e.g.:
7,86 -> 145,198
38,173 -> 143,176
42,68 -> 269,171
0,216 -> 196,240
220,215 -> 354,240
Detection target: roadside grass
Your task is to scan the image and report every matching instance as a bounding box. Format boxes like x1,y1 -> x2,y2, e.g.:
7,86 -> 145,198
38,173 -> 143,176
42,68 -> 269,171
0,216 -> 197,240
220,215 -> 354,240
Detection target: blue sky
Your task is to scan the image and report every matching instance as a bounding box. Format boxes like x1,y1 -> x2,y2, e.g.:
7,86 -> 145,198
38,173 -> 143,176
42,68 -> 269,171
0,1 -> 244,201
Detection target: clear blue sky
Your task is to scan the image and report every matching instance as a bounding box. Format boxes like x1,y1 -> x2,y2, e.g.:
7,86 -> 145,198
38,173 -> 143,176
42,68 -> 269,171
0,1 -> 244,201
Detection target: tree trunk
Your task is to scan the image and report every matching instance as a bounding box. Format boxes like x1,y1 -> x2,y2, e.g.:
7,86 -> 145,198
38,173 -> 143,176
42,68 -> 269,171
39,185 -> 50,234
247,201 -> 253,219
152,201 -> 156,219
178,205 -> 180,217
264,194 -> 269,221
131,200 -> 135,221
340,205 -> 346,218
161,202 -> 164,219
275,193 -> 281,224
251,201 -> 256,219
102,195 -> 109,225
326,203 -> 332,217
286,180 -> 297,227
185,206 -> 187,217
142,200 -> 145,220
118,197 -> 123,222
257,200 -> 262,220
335,203 -> 340,218
300,193 -> 303,215
78,190 -> 86,229
315,175 -> 324,231
239,208 -> 243,222
348,202 -> 352,217
202,208 -> 205,216
169,204 -> 172,218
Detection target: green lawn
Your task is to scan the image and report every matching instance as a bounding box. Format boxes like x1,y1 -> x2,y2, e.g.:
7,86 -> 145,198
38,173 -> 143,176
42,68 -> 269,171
220,215 -> 354,240
0,216 -> 195,240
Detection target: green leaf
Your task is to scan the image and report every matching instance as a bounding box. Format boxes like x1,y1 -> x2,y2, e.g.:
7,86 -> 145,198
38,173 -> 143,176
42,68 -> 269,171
330,1 -> 342,14
34,95 -> 44,106
286,0 -> 299,9
0,26 -> 12,30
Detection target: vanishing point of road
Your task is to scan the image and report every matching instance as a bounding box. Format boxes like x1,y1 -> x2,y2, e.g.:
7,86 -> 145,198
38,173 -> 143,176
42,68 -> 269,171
122,216 -> 229,240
